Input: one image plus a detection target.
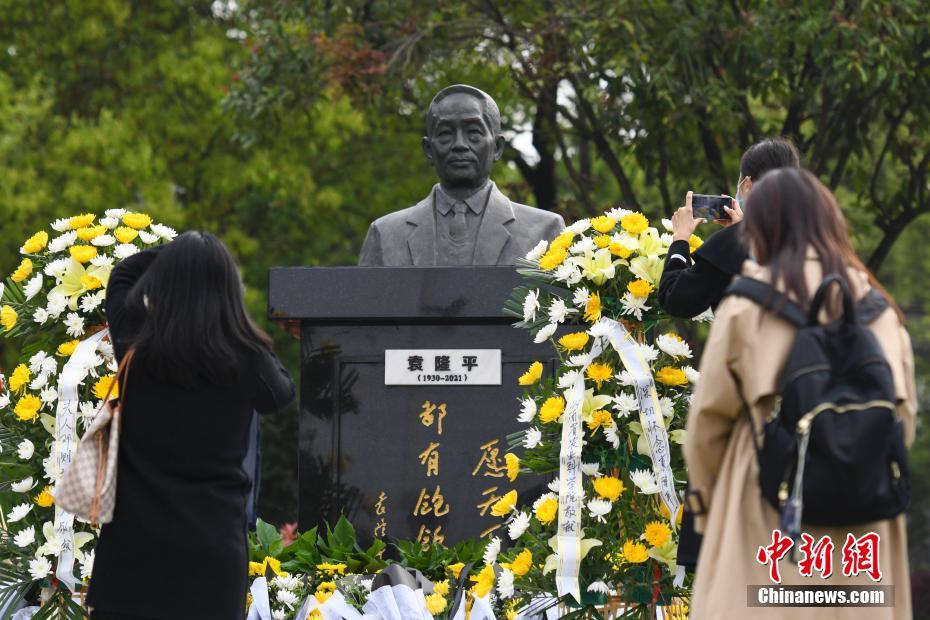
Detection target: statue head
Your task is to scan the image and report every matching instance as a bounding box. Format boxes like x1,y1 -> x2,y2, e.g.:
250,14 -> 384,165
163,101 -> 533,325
422,85 -> 505,191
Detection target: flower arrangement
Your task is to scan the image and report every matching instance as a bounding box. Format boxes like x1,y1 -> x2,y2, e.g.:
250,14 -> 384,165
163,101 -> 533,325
0,210 -> 175,614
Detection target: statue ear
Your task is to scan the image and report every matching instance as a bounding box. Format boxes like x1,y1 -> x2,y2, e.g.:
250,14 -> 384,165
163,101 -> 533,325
422,136 -> 435,166
493,134 -> 505,161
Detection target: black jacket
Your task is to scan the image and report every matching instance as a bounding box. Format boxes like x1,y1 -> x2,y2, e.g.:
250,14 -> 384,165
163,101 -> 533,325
658,223 -> 748,318
87,247 -> 295,619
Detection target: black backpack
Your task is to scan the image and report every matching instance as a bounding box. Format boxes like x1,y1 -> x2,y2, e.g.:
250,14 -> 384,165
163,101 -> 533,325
725,275 -> 910,539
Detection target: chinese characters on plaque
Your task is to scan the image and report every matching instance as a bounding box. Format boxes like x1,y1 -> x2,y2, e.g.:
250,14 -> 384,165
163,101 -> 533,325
384,349 -> 501,385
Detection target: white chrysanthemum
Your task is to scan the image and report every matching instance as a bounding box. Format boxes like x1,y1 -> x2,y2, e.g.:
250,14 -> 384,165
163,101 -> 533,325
522,289 -> 540,322
603,425 -> 621,449
51,218 -> 71,232
275,588 -> 299,608
616,370 -> 634,386
28,557 -> 52,580
483,536 -> 501,565
565,219 -> 590,234
606,207 -> 634,220
8,503 -> 31,523
518,398 -> 537,423
656,334 -> 692,359
619,292 -> 650,321
587,580 -> 610,594
91,234 -> 116,247
552,261 -> 582,285
11,477 -> 35,493
547,298 -> 574,324
43,455 -> 55,482
533,322 -> 557,344
525,239 -> 548,262
40,357 -> 58,376
361,579 -> 374,592
17,439 -> 34,460
271,611 -> 286,620
80,290 -> 106,313
80,549 -> 95,579
661,218 -> 674,232
23,274 -> 43,301
496,568 -> 515,599
692,307 -> 714,322
90,255 -> 115,269
585,319 -> 610,338
48,231 -> 78,253
569,236 -> 596,255
534,492 -> 558,511
29,351 -> 49,373
683,365 -> 700,385
40,386 -> 57,405
547,478 -> 560,493
587,499 -> 612,523
0,282 -> 3,298
0,391 -> 9,408
14,526 -> 35,548
638,344 -> 659,363
271,574 -> 300,591
32,308 -> 49,324
566,353 -> 588,368
630,469 -> 660,494
557,370 -> 582,389
105,208 -> 127,218
613,393 -> 638,416
29,373 -> 48,391
660,232 -> 674,246
138,230 -> 159,244
44,258 -> 71,278
79,401 -> 98,421
508,511 -> 531,540
571,287 -> 590,308
64,312 -> 85,338
581,462 -> 600,477
114,243 -> 140,259
99,216 -> 119,229
523,427 -> 542,449
660,396 -> 675,419
150,223 -> 177,240
46,295 -> 68,319
97,340 -> 114,358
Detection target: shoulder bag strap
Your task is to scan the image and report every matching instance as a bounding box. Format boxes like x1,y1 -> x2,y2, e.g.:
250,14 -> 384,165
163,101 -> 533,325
724,277 -> 807,327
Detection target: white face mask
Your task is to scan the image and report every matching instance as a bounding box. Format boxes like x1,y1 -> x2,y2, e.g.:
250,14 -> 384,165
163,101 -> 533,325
735,175 -> 750,206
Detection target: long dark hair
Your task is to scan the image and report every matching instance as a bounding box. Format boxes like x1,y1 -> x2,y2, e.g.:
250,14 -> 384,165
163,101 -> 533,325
742,168 -> 902,321
126,231 -> 273,387
740,137 -> 800,180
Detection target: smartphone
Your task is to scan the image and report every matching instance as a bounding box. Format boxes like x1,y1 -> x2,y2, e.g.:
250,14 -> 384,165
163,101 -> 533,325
691,194 -> 731,221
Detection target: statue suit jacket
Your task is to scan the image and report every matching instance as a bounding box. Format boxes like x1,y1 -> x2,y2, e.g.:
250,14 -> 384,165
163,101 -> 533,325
358,182 -> 565,266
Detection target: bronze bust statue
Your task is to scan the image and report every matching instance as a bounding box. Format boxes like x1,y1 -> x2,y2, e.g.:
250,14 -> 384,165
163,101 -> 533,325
359,85 -> 565,266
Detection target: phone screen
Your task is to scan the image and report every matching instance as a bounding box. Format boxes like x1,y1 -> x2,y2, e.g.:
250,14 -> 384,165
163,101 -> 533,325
691,194 -> 730,221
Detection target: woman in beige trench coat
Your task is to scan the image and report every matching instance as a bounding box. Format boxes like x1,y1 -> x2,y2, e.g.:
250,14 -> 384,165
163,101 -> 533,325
683,169 -> 916,620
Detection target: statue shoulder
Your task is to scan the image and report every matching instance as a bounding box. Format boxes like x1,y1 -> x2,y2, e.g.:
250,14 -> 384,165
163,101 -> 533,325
370,198 -> 432,232
509,201 -> 565,228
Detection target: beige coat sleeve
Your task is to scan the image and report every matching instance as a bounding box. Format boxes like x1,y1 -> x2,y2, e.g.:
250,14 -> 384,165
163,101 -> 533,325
683,297 -> 747,532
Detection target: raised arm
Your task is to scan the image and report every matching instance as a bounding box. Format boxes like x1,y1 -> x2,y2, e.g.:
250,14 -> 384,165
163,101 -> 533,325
105,246 -> 165,360
658,240 -> 732,318
253,347 -> 296,415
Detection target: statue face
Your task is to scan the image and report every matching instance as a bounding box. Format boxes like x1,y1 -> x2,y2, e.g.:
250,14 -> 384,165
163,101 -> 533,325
423,93 -> 504,189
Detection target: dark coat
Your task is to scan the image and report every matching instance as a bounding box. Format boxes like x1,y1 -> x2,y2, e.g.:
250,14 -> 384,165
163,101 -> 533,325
87,247 -> 295,620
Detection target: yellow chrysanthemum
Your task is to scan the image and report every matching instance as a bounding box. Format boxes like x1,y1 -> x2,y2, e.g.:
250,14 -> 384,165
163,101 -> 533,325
535,497 -> 558,524
593,234 -> 611,249
34,485 -> 54,508
22,231 -> 49,254
1,305 -> 18,331
609,242 -> 633,259
470,564 -> 496,598
490,489 -> 518,517
425,593 -> 447,615
9,364 -> 30,393
656,366 -> 688,387
448,562 -> 465,579
518,361 -> 543,386
644,521 -> 672,547
264,556 -> 282,575
315,589 -> 334,604
316,581 -> 336,594
586,409 -> 615,431
505,453 -> 520,482
69,245 -> 98,264
593,476 -> 625,502
69,214 -> 95,229
660,501 -> 684,528
558,332 -> 590,351
14,395 -> 42,422
584,292 -> 602,323
620,213 -> 649,234
76,225 -> 107,241
622,539 -> 649,563
688,234 -> 703,253
627,279 -> 653,298
585,362 -> 613,387
538,396 -> 565,424
316,562 -> 347,575
506,548 -> 533,576
114,226 -> 139,244
248,561 -> 265,576
11,258 -> 33,283
122,213 -> 153,230
591,215 -> 617,234
57,340 -> 80,357
80,275 -> 103,291
538,246 -> 568,271
93,375 -> 119,401
549,232 -> 574,251
433,580 -> 450,596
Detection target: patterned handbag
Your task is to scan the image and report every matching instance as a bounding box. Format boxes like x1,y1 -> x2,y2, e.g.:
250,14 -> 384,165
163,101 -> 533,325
57,350 -> 134,524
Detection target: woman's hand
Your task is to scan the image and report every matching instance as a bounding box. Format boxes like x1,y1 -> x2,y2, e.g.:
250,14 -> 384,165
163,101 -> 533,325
717,197 -> 743,227
672,191 -> 704,242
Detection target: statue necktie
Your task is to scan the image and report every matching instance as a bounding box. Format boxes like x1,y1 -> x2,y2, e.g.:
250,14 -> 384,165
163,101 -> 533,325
451,203 -> 467,240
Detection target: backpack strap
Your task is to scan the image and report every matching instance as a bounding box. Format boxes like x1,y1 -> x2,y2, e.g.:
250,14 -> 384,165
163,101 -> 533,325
724,277 -> 807,327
